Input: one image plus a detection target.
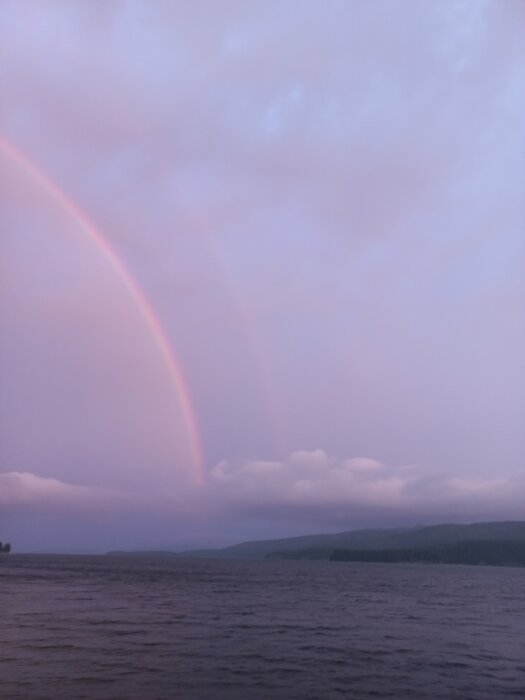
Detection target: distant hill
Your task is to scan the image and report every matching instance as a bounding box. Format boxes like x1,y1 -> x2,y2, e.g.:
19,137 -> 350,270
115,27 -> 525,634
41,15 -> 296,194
266,522 -> 525,561
107,521 -> 525,562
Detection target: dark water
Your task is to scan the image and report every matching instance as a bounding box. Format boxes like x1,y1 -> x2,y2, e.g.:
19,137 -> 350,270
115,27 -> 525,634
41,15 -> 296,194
1,555 -> 524,699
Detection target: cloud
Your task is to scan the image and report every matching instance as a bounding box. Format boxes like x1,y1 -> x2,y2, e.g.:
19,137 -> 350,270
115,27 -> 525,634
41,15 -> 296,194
208,450 -> 525,525
0,471 -> 129,514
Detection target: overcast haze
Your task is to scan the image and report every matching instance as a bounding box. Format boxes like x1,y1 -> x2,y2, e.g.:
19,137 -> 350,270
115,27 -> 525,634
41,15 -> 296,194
1,0 -> 524,552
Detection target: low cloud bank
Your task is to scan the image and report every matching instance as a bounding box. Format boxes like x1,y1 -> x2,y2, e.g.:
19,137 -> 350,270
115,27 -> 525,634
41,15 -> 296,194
2,451 -> 524,527
209,450 -> 525,524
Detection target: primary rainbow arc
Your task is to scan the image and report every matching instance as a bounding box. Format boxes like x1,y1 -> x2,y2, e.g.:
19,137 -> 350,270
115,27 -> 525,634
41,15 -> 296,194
1,136 -> 205,484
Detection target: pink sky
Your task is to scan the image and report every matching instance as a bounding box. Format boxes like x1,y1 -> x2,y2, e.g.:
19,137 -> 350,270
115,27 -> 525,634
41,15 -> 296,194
1,0 -> 524,551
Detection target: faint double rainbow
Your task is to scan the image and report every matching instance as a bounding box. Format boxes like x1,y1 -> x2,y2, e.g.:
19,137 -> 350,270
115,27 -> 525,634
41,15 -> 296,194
0,137 -> 205,484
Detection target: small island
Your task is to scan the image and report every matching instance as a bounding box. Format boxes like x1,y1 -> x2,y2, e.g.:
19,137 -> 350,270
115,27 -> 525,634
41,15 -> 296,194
0,542 -> 12,554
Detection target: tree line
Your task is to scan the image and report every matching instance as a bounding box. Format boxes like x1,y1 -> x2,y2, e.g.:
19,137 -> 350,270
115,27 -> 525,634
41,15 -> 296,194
330,540 -> 525,566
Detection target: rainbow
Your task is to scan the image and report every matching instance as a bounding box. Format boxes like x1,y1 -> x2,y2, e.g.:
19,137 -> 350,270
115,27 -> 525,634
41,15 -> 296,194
1,137 -> 205,484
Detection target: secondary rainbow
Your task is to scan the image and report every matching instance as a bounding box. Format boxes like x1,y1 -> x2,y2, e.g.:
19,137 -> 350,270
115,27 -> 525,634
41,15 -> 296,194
1,137 -> 205,484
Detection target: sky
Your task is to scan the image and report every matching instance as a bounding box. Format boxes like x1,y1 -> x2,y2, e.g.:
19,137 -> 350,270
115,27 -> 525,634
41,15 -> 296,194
1,0 -> 524,553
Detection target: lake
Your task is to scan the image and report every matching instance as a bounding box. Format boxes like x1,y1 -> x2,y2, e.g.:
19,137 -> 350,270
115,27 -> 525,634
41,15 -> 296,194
1,555 -> 524,699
